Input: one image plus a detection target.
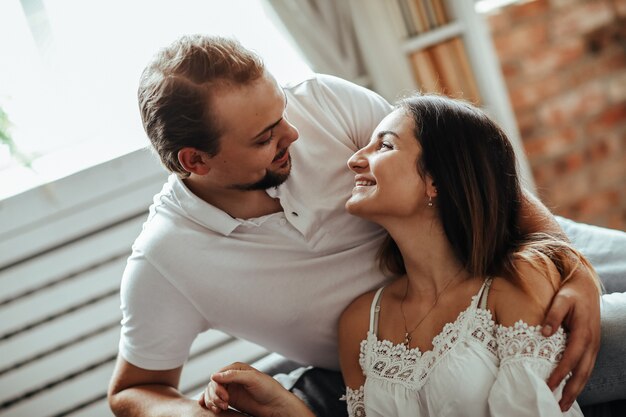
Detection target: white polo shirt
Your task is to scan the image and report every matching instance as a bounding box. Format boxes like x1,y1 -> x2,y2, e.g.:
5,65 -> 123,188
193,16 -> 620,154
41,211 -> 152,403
119,74 -> 393,371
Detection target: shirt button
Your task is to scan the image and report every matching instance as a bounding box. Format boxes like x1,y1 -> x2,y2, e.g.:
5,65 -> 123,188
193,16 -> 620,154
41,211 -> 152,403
279,218 -> 287,226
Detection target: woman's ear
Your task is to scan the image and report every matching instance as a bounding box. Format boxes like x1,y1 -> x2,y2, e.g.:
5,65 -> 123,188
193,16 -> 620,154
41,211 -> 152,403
178,147 -> 211,175
425,174 -> 438,198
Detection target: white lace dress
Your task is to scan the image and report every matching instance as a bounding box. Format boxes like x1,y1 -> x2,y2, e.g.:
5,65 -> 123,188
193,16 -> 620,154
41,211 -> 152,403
343,279 -> 583,417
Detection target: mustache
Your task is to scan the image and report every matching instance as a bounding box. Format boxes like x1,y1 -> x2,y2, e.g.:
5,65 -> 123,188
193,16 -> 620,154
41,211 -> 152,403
273,148 -> 288,162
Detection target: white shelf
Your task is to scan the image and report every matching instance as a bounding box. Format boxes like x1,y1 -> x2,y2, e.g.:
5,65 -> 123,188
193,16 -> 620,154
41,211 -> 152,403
401,21 -> 465,54
350,0 -> 535,191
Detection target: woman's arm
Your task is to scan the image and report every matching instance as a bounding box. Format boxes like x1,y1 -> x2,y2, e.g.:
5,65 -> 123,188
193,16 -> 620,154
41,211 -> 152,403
518,190 -> 601,410
338,292 -> 372,417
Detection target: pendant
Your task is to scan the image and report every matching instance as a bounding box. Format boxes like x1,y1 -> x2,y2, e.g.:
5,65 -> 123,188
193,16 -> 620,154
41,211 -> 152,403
403,332 -> 411,349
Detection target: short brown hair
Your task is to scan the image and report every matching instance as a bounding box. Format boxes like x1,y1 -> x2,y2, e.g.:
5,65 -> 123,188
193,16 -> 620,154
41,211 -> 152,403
138,35 -> 265,176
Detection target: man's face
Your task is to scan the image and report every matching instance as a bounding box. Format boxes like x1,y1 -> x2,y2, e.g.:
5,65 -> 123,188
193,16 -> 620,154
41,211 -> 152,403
207,73 -> 299,190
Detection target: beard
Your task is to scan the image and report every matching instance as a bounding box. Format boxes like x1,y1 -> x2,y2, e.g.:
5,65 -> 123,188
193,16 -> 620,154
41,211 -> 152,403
231,155 -> 292,191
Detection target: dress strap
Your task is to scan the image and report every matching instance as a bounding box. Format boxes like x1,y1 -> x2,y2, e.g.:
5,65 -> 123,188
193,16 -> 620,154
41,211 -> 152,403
368,287 -> 385,335
477,277 -> 493,310
462,277 -> 493,337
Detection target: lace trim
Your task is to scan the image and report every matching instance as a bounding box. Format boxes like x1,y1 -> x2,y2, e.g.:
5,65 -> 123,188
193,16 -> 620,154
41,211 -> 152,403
340,386 -> 366,417
496,321 -> 566,364
470,308 -> 498,357
359,296 -> 497,389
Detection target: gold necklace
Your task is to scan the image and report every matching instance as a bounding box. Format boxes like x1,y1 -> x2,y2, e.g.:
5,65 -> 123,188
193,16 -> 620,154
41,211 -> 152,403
400,277 -> 456,349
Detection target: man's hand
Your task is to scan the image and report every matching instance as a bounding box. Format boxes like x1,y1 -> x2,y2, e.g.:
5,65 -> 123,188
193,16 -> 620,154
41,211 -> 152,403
542,267 -> 601,411
198,362 -> 314,417
518,190 -> 601,410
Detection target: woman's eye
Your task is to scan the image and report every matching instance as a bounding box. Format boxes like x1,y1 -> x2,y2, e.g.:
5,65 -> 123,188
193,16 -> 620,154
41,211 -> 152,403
380,142 -> 393,150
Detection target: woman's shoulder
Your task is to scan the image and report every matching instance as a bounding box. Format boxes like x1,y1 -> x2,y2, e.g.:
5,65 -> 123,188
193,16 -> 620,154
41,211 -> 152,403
339,287 -> 381,331
338,287 -> 383,376
489,259 -> 560,327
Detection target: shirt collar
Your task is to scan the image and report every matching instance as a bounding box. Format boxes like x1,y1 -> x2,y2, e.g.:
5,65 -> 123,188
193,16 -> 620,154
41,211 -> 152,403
168,174 -> 242,236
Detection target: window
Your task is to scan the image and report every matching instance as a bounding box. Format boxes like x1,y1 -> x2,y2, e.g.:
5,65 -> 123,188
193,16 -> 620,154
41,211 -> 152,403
0,0 -> 313,199
475,0 -> 522,14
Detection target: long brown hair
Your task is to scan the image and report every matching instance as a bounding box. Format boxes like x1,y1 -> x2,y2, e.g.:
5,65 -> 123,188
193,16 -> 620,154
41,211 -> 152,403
138,35 -> 265,176
378,94 -> 599,293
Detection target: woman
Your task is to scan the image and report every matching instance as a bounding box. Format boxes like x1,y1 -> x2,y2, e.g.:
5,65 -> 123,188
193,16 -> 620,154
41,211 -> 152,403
202,94 -> 599,417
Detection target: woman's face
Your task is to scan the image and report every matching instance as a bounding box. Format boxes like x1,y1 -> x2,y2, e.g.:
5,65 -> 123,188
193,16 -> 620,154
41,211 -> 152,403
346,109 -> 431,221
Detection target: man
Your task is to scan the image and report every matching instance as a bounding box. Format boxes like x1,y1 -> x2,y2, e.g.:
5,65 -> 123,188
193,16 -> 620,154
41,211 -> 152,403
108,35 -> 622,416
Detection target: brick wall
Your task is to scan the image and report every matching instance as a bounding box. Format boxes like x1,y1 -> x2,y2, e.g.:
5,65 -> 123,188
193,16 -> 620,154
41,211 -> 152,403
484,0 -> 626,230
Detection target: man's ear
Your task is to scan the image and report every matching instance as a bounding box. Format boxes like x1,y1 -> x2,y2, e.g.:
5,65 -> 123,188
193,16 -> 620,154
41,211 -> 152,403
178,147 -> 211,175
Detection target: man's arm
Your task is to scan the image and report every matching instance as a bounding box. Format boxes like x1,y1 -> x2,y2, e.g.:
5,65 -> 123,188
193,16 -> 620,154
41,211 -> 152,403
518,190 -> 568,239
519,189 -> 601,411
108,356 -> 244,417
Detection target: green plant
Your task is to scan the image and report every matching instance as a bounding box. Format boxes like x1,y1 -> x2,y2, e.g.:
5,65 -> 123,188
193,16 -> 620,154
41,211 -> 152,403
0,105 -> 31,167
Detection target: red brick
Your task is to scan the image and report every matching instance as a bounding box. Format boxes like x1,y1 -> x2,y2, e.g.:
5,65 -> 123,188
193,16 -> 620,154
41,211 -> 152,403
521,38 -> 586,77
531,162 -> 556,187
590,133 -> 626,161
493,20 -> 549,62
524,127 -> 579,158
555,150 -> 585,174
590,156 -> 626,188
597,47 -> 626,74
508,0 -> 551,21
585,102 -> 626,137
485,9 -> 512,35
508,71 -> 564,111
564,63 -> 596,91
555,51 -> 624,91
605,211 -> 625,231
538,81 -> 607,126
548,169 -> 593,207
492,0 -> 626,228
553,204 -> 577,221
572,189 -> 620,218
549,0 -> 586,10
586,141 -> 610,163
570,188 -> 625,228
500,61 -> 523,80
517,110 -> 539,138
574,212 -> 603,228
609,71 -> 626,102
551,2 -> 614,38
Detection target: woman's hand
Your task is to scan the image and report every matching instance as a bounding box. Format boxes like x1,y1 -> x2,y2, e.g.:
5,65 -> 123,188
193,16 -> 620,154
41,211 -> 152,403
201,376 -> 230,414
542,268 -> 601,411
198,362 -> 314,417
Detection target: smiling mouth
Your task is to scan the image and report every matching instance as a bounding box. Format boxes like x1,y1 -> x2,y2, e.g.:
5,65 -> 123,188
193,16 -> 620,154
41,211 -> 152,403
355,179 -> 376,187
273,148 -> 289,163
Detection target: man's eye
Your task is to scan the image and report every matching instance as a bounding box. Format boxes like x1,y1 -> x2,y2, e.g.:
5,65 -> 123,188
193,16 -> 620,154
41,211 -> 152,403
258,130 -> 274,146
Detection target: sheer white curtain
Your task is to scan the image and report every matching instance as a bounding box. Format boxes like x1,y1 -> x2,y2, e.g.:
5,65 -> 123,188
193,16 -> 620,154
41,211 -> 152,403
262,0 -> 370,86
